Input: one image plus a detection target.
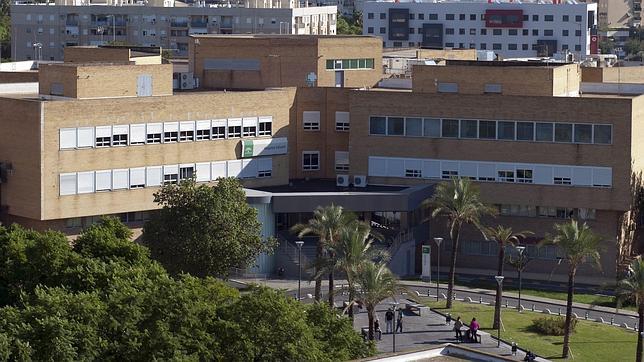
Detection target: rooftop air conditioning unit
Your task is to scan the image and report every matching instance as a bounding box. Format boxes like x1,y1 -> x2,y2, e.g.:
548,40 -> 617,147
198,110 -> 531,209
353,175 -> 367,188
336,174 -> 349,187
180,72 -> 196,90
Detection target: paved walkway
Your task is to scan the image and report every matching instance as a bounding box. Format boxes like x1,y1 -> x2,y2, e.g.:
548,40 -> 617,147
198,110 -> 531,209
352,298 -> 547,361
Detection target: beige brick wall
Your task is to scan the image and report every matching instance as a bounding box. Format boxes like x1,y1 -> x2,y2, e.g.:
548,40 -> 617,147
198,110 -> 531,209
64,47 -> 133,64
317,37 -> 383,88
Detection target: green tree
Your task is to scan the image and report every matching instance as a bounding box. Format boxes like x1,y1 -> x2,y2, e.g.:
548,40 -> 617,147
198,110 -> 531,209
429,177 -> 496,308
291,204 -> 355,305
353,261 -> 401,340
482,225 -> 531,329
336,12 -> 362,35
616,256 -> 644,362
545,220 -> 602,359
627,38 -> 642,57
144,177 -> 274,278
73,216 -> 149,265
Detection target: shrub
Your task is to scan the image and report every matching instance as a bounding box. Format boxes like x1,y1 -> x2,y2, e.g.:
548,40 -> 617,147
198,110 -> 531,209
530,316 -> 577,336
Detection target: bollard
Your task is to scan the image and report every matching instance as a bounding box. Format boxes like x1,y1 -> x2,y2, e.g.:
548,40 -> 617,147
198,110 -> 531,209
505,300 -> 508,308
453,293 -> 456,300
611,317 -> 614,325
479,296 -> 483,304
532,304 -> 536,312
585,311 -> 589,320
428,289 -> 431,297
558,307 -> 561,316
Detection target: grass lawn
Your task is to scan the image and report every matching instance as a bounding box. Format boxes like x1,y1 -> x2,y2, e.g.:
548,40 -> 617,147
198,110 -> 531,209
418,298 -> 637,361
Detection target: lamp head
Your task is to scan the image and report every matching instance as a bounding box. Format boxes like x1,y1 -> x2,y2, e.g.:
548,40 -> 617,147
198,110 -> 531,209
433,237 -> 443,246
516,245 -> 526,255
494,275 -> 505,285
295,240 -> 304,248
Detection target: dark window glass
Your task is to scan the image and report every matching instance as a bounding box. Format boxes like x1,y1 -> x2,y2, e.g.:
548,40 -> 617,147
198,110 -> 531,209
479,121 -> 496,139
536,123 -> 553,142
593,125 -> 612,144
387,117 -> 404,136
442,119 -> 459,138
516,122 -> 534,141
555,123 -> 573,142
574,124 -> 592,143
460,120 -> 478,138
369,116 -> 386,135
498,121 -> 515,140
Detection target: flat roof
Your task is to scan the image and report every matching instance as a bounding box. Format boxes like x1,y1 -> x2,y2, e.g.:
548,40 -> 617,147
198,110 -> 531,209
190,34 -> 376,40
444,60 -> 573,68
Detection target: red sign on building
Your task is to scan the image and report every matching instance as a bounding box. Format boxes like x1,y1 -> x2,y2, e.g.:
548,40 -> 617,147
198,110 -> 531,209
485,9 -> 524,28
590,35 -> 599,54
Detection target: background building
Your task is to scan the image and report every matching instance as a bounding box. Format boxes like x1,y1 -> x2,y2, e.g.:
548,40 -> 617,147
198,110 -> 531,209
362,0 -> 598,59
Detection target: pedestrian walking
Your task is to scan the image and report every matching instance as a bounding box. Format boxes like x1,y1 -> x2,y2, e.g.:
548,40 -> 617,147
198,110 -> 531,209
374,318 -> 382,340
385,308 -> 394,333
395,310 -> 403,333
453,316 -> 463,342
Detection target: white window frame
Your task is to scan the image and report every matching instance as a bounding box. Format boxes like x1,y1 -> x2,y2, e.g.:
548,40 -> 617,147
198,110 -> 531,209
95,170 -> 112,192
302,151 -> 320,171
212,119 -> 227,139
146,123 -> 163,144
130,124 -> 146,145
303,111 -> 320,131
335,111 -> 350,131
77,127 -> 95,148
112,125 -> 129,146
59,173 -> 77,196
59,128 -> 77,150
179,121 -> 195,142
258,116 -> 272,136
95,126 -> 112,147
335,151 -> 349,172
242,117 -> 258,138
195,120 -> 211,141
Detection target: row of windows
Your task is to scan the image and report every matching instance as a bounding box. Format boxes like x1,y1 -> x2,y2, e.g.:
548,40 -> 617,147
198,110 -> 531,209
59,117 -> 273,150
66,211 -> 154,229
386,41 -> 582,52
370,27 -> 582,38
301,150 -> 350,172
496,204 -> 596,220
369,117 -> 612,145
461,240 -> 562,261
325,58 -> 375,70
59,157 -> 273,196
303,111 -> 350,132
368,156 -> 612,188
367,12 -> 583,23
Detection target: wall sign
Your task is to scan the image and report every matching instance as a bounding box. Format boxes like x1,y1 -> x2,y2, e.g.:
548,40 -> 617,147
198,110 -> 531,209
242,137 -> 288,158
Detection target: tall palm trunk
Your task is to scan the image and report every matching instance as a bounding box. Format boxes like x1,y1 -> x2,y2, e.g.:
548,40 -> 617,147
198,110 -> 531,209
314,241 -> 323,301
493,243 -> 505,329
446,223 -> 461,309
328,271 -> 335,307
638,302 -> 644,362
367,306 -> 375,340
348,288 -> 355,319
562,267 -> 576,359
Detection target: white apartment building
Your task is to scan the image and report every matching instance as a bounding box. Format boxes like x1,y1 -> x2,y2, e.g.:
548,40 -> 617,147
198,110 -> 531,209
11,1 -> 337,60
363,0 -> 598,58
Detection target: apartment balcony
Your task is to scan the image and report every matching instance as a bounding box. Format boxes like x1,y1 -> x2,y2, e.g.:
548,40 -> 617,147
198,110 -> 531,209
171,22 -> 188,28
190,21 -> 208,27
65,26 -> 79,35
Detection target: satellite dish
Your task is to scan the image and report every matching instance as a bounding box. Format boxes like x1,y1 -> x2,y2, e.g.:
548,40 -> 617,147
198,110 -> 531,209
306,72 -> 317,87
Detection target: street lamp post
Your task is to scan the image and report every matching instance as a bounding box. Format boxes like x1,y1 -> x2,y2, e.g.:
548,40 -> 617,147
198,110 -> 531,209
389,302 -> 399,353
434,237 -> 443,301
295,240 -> 304,300
494,276 -> 504,348
515,245 -> 526,312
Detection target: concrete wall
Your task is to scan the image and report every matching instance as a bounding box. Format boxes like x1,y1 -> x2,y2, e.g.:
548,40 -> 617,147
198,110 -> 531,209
64,47 -> 133,63
582,66 -> 644,84
0,71 -> 38,83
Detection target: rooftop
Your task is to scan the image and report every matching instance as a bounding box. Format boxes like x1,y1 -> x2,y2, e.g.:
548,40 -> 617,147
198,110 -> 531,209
444,60 -> 573,68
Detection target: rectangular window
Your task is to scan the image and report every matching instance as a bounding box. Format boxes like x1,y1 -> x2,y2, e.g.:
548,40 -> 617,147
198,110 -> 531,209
493,29 -> 502,36
163,122 -> 179,143
303,111 -> 320,131
460,120 -> 478,138
335,112 -> 350,131
59,173 -> 77,196
516,169 -> 533,183
536,122 -> 554,142
302,151 -> 320,171
563,15 -> 569,22
423,118 -> 441,137
146,166 -> 162,187
130,124 -> 146,145
441,119 -> 459,138
479,120 -> 496,139
554,177 -> 572,185
59,128 -> 77,150
212,119 -> 227,139
129,167 -> 146,189
179,164 -> 194,180
406,168 -> 422,178
195,120 -> 211,140
387,117 -> 404,136
75,127 -> 94,148
258,158 -> 272,178
405,117 -> 422,136
493,43 -> 502,50
562,29 -> 569,36
146,123 -> 162,144
112,125 -> 129,146
429,14 -> 437,20
163,165 -> 179,184
195,162 -> 211,182
442,170 -> 458,179
555,123 -> 573,142
544,29 -> 553,36
242,117 -> 258,137
227,118 -> 242,138
95,170 -> 112,192
484,84 -> 502,93
516,122 -> 534,141
574,124 -> 592,143
437,83 -> 458,93
335,151 -> 349,172
370,116 -> 386,135
112,169 -> 129,190
179,121 -> 195,142
481,29 -> 487,35
445,28 -> 454,35
77,171 -> 95,194
532,29 -> 538,36
593,124 -> 612,144
498,121 -> 515,140
498,170 -> 515,182
508,43 -> 517,50
258,116 -> 273,136
545,14 -> 553,21
446,14 -> 454,20
95,126 -> 112,147
522,29 -> 529,36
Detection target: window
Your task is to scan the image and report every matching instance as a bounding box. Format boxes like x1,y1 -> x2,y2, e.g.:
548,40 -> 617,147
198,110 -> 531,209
112,169 -> 129,190
195,120 -> 211,140
163,122 -> 179,143
544,29 -> 553,36
326,58 -> 375,70
258,158 -> 272,178
423,118 -> 441,137
575,44 -> 581,52
380,13 -> 386,19
575,29 -> 582,37
554,176 -> 572,185
545,14 -> 553,21
498,121 -> 515,140
163,165 -> 179,184
370,116 -> 386,135
459,28 -> 465,35
405,117 -> 422,136
532,15 -> 539,21
498,170 -> 515,182
409,28 -> 415,34
303,111 -> 320,131
442,170 -> 458,179
460,120 -> 478,138
242,117 -> 257,137
470,28 -> 476,35
481,29 -> 487,35
437,83 -> 458,93
522,29 -> 529,36
446,28 -> 454,35
129,124 -> 146,145
536,123 -> 553,142
179,164 -> 194,180
532,29 -> 538,36
574,124 -> 592,143
387,117 -> 404,136
335,151 -> 349,172
367,27 -> 374,34
212,119 -> 227,139
146,166 -> 162,187
593,125 -> 612,144
575,15 -> 582,22
367,12 -> 374,19
96,170 -> 112,192
112,125 -> 129,146
429,14 -> 437,20
509,29 -> 517,36
484,83 -> 502,93
60,128 -> 77,150
493,29 -> 502,36
508,43 -> 517,50
441,119 -> 459,138
480,43 -> 487,50
335,112 -> 350,131
60,173 -> 77,196
516,169 -> 533,183
146,123 -> 162,144
446,14 -> 455,20
555,123 -> 573,142
95,126 -> 112,147
179,121 -> 195,142
479,121 -> 496,139
459,14 -> 465,20
470,14 -> 476,20
77,172 -> 95,194
228,118 -> 242,138
258,116 -> 272,136
522,44 -> 529,50
129,168 -> 146,189
516,122 -> 534,141
493,43 -> 502,50
562,29 -> 569,36
380,27 -> 386,34
563,15 -> 569,22
302,151 -> 320,171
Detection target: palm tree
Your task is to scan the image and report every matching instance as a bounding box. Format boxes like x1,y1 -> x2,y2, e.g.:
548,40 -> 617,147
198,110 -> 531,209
291,204 -> 355,305
482,225 -> 532,329
545,220 -> 602,359
430,177 -> 496,308
616,256 -> 644,362
353,261 -> 401,340
334,221 -> 388,319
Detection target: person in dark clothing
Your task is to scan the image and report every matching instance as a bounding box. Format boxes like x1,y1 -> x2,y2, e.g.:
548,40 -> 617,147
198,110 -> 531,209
374,318 -> 382,340
395,310 -> 403,333
385,308 -> 394,333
